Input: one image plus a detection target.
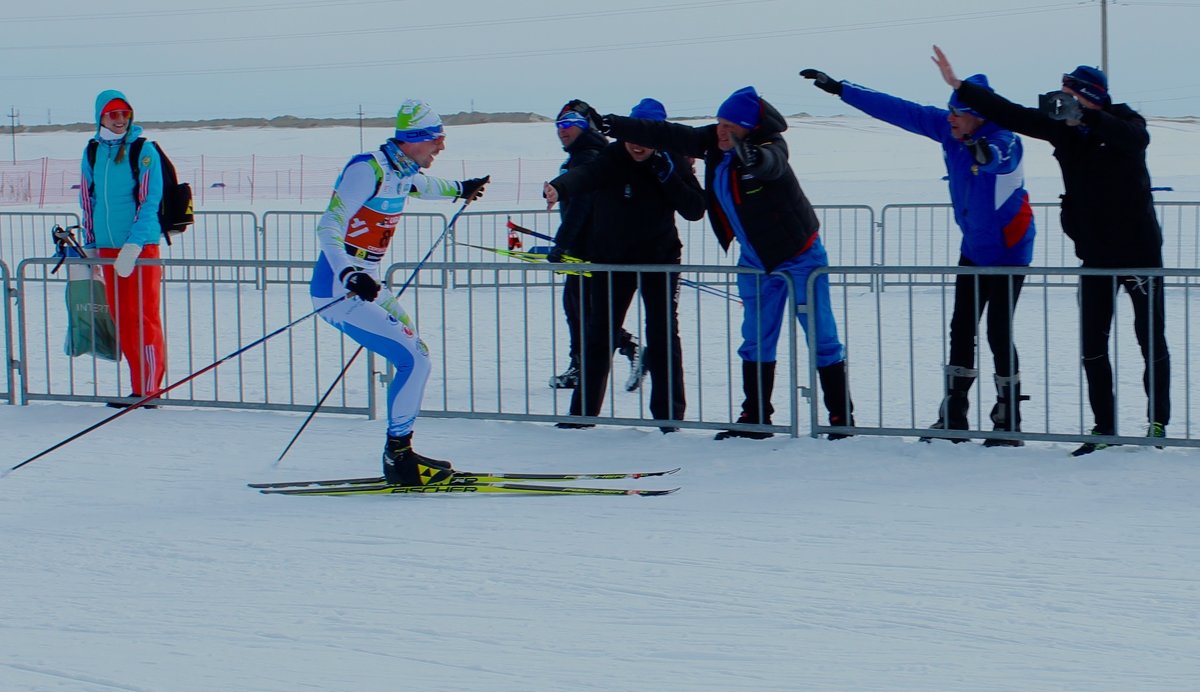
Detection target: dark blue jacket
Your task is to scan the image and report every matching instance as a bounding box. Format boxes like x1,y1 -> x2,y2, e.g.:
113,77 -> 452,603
841,81 -> 1035,266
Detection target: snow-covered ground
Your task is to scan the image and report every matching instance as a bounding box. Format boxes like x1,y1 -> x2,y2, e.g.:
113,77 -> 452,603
2,118 -> 1199,691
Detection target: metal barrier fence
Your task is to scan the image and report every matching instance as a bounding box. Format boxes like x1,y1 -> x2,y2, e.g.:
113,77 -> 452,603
15,257 -> 373,417
0,211 -> 81,272
807,265 -> 1198,450
383,260 -> 797,436
880,202 -> 1200,287
1,260 -> 14,404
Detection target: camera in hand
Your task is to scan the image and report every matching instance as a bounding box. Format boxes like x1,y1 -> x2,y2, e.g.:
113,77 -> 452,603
1039,90 -> 1082,121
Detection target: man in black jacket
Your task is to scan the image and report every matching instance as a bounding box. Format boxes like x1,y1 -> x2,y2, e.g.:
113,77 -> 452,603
548,100 -> 640,390
545,98 -> 706,432
934,46 -> 1170,456
579,87 -> 855,440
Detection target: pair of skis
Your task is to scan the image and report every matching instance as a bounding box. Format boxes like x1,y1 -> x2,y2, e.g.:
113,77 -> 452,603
250,467 -> 681,497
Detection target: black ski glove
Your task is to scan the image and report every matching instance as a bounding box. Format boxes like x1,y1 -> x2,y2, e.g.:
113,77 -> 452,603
800,68 -> 843,96
648,151 -> 675,182
965,137 -> 992,165
547,245 -> 570,264
730,134 -> 760,168
459,175 -> 490,202
1041,90 -> 1082,122
341,269 -> 380,302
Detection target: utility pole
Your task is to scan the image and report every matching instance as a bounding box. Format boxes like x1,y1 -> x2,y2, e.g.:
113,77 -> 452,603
357,104 -> 364,151
1100,0 -> 1109,74
8,107 -> 18,164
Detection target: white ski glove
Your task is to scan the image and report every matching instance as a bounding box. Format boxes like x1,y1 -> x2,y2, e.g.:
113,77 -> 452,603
114,242 -> 142,278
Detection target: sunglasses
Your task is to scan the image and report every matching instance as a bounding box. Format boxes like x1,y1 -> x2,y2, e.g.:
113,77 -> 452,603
103,110 -> 132,118
555,112 -> 588,130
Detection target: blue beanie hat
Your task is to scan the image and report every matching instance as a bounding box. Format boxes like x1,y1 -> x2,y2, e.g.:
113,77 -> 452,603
948,74 -> 992,116
630,97 -> 667,121
717,86 -> 761,129
1064,65 -> 1110,106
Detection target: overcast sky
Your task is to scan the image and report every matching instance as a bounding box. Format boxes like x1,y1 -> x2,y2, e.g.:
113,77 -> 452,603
5,0 -> 1200,125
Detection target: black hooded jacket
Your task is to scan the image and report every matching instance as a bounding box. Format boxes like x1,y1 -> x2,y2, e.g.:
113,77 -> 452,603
956,81 -> 1162,268
604,98 -> 821,272
549,142 -> 705,264
552,128 -> 609,256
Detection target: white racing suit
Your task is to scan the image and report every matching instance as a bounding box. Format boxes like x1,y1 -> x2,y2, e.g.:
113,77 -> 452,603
310,142 -> 461,438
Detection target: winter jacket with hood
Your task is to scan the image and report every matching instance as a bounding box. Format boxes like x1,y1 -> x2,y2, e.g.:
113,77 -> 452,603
549,142 -> 705,264
80,89 -> 164,250
840,80 -> 1035,267
605,97 -> 820,272
552,127 -> 609,258
956,80 -> 1162,269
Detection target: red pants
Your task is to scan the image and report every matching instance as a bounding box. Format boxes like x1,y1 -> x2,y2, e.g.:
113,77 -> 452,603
97,245 -> 166,396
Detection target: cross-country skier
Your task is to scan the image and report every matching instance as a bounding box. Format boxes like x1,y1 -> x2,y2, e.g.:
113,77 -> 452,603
310,99 -> 489,485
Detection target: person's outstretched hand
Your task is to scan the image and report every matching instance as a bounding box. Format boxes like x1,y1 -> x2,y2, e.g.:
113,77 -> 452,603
799,69 -> 843,96
931,45 -> 962,89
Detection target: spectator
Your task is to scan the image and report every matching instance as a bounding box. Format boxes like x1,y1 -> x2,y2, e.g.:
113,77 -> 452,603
80,89 -> 166,408
547,100 -> 642,392
588,87 -> 855,440
544,98 -> 705,432
310,99 -> 488,484
934,47 -> 1169,456
801,68 -> 1035,446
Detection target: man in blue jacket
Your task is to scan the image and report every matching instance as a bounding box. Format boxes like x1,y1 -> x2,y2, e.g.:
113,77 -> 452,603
802,68 -> 1036,446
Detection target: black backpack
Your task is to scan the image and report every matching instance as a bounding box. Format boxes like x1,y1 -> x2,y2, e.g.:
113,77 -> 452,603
86,137 -> 194,244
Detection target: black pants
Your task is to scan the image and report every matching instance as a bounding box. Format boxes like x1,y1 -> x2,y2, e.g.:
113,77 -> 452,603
562,272 -> 634,364
570,269 -> 685,422
1079,274 -> 1170,430
948,257 -> 1026,376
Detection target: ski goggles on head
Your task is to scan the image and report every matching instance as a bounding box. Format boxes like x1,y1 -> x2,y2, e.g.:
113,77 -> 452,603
393,124 -> 445,143
555,111 -> 589,130
948,105 -> 978,117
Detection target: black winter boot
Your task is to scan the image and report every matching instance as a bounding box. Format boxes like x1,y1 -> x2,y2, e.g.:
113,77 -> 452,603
920,365 -> 977,443
382,434 -> 455,486
983,373 -> 1029,447
818,361 -> 855,440
715,361 -> 776,440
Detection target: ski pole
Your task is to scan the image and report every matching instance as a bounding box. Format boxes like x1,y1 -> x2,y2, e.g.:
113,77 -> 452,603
276,199 -> 471,464
507,218 -> 740,303
7,295 -> 348,476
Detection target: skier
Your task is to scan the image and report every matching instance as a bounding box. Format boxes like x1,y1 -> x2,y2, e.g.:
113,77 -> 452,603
79,89 -> 167,408
933,47 -> 1170,456
310,99 -> 489,485
800,68 -> 1035,446
547,100 -> 641,391
578,87 -> 855,440
544,98 -> 705,433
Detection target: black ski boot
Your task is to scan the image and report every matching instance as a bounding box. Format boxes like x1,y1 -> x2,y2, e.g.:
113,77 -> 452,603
983,373 -> 1029,447
382,434 -> 454,486
818,361 -> 855,440
619,337 -> 646,392
716,361 -> 776,440
919,365 -> 977,443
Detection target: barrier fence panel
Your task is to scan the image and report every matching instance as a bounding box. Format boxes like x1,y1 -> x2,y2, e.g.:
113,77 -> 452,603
1,261 -> 14,404
807,265 -> 1198,449
161,211 -> 260,285
0,211 -> 81,271
16,257 -> 372,417
384,261 -> 805,437
261,210 -> 448,286
881,201 -> 1200,288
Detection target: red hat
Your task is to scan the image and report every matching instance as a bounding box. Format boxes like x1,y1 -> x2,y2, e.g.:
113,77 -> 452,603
101,98 -> 132,116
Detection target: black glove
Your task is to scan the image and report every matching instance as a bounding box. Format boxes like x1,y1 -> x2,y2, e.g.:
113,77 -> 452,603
459,175 -> 490,202
648,151 -> 675,182
965,136 -> 992,165
341,269 -> 380,302
730,134 -> 760,168
800,68 -> 843,96
546,245 -> 570,264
